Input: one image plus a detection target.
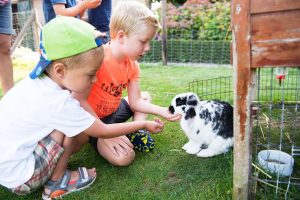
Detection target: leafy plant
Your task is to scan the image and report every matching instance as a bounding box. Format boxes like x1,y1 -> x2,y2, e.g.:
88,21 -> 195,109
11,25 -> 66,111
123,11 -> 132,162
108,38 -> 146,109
157,1 -> 231,41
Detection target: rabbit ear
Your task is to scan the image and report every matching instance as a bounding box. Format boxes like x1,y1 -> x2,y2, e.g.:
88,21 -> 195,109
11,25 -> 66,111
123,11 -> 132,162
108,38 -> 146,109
187,94 -> 198,106
175,96 -> 187,106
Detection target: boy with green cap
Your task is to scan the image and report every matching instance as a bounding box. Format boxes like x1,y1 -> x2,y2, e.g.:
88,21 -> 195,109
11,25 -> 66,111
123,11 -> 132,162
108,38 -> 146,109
0,16 -> 164,199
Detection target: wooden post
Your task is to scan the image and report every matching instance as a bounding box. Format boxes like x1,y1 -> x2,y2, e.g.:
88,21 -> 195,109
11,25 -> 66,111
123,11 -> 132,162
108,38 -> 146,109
231,0 -> 252,199
33,8 -> 42,51
161,0 -> 167,65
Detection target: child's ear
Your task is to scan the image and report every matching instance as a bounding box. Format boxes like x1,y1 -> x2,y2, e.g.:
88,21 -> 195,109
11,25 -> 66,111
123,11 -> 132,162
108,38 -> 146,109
116,30 -> 125,44
53,62 -> 66,79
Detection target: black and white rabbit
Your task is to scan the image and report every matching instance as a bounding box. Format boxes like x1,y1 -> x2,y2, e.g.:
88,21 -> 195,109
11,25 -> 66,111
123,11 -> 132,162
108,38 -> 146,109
169,92 -> 233,157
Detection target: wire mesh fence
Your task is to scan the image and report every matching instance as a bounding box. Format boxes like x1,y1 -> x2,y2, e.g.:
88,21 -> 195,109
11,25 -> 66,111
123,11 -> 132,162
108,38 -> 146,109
12,11 -> 37,51
12,11 -> 230,65
188,68 -> 300,199
252,68 -> 300,199
140,29 -> 231,64
188,76 -> 233,103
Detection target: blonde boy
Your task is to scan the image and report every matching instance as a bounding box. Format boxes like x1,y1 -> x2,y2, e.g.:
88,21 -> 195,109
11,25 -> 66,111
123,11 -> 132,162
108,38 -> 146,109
76,1 -> 181,166
0,16 -> 163,199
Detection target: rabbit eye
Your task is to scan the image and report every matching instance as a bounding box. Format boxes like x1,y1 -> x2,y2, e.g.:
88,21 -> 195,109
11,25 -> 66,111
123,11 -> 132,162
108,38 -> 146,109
182,106 -> 186,112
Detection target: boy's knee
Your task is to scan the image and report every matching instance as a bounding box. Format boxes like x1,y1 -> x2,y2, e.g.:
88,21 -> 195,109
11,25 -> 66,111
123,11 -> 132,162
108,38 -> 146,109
49,130 -> 65,145
141,91 -> 151,103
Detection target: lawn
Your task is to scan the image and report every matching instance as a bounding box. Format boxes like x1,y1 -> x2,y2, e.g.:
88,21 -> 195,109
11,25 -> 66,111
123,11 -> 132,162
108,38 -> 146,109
0,62 -> 233,200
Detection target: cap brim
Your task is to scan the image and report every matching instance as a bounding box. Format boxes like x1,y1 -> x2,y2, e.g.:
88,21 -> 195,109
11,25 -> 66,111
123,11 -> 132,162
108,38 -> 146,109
29,59 -> 52,79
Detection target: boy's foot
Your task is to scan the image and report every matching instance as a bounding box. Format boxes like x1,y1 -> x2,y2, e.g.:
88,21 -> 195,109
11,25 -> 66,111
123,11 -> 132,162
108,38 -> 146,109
127,129 -> 155,152
42,167 -> 96,200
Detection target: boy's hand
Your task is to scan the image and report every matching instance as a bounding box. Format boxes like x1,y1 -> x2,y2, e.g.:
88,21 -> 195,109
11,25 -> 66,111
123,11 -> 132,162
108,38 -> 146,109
146,118 -> 164,134
101,136 -> 134,157
81,0 -> 102,9
159,107 -> 182,122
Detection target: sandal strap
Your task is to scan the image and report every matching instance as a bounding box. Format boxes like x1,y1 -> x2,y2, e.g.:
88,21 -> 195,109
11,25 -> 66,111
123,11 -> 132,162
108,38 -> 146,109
59,170 -> 71,189
44,170 -> 71,191
78,167 -> 89,183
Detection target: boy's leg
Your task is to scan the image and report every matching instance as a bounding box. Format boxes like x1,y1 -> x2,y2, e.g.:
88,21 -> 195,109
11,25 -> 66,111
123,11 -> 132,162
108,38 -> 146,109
97,136 -> 135,166
43,131 -> 96,197
49,131 -> 93,181
91,91 -> 153,165
90,99 -> 136,166
10,131 -> 94,196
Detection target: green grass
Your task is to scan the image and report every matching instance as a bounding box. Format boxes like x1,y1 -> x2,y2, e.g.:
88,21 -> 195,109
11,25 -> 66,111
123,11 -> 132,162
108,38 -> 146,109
0,63 -> 233,199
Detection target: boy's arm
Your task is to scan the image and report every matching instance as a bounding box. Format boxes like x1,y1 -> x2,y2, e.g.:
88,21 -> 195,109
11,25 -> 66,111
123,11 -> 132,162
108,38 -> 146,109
127,80 -> 181,122
53,0 -> 101,18
72,91 -> 164,139
85,118 -> 164,138
72,90 -> 98,118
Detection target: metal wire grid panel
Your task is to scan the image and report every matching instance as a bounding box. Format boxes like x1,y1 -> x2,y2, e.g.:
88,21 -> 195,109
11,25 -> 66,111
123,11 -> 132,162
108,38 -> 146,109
251,68 -> 300,199
187,68 -> 300,199
188,76 -> 233,103
139,29 -> 231,65
12,11 -> 37,51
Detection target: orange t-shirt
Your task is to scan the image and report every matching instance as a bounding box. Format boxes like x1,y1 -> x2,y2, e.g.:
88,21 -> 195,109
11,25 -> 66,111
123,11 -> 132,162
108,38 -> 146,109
88,43 -> 141,118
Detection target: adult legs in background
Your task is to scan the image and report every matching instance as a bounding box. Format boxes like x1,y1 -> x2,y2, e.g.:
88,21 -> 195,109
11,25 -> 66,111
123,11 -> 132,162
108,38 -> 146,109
0,2 -> 14,95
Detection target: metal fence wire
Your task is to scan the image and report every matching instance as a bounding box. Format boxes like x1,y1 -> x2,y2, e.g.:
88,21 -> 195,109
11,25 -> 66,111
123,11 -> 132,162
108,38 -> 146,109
188,68 -> 300,199
12,11 -> 36,51
12,10 -> 230,65
140,29 -> 231,64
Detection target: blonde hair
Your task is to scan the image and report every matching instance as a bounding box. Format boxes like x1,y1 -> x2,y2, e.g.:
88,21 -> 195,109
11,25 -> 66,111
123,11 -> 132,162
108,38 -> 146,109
46,46 -> 104,72
110,1 -> 160,39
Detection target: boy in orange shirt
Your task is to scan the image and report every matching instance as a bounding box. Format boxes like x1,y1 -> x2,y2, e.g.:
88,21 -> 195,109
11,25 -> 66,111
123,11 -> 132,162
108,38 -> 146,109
75,1 -> 181,166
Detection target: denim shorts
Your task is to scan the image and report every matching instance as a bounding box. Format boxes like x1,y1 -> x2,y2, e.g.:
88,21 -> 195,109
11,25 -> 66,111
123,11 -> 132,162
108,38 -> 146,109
0,2 -> 15,35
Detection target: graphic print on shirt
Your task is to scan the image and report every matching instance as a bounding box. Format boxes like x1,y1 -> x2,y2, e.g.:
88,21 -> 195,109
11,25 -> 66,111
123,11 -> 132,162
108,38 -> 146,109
101,82 -> 127,97
87,43 -> 140,118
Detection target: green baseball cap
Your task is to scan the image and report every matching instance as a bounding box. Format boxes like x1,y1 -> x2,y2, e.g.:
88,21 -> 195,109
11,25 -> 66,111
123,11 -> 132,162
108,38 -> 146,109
30,16 -> 102,79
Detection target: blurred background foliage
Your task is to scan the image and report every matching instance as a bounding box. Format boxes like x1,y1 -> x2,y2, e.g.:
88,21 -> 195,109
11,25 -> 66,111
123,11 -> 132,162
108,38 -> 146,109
156,0 -> 231,41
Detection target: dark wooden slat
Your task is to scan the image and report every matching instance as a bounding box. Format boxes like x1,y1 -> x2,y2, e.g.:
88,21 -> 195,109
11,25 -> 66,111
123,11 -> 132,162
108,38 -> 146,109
251,10 -> 300,41
251,0 -> 300,14
251,39 -> 300,68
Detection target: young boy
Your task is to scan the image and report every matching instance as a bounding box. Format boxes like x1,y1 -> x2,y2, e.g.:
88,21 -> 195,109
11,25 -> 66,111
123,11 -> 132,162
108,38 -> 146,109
76,1 -> 181,166
43,0 -> 101,23
0,16 -> 164,199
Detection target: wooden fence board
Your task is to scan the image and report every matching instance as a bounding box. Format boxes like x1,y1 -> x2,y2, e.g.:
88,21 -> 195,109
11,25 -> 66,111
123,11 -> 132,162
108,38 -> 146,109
251,10 -> 300,41
251,0 -> 300,14
252,39 -> 300,68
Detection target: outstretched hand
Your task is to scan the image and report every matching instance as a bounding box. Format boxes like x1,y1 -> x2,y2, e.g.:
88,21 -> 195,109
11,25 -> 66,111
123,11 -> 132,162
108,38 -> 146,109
146,118 -> 164,134
159,107 -> 182,122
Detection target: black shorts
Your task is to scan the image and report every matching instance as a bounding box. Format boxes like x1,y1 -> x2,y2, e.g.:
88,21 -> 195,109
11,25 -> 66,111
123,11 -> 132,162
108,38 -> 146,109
89,99 -> 134,150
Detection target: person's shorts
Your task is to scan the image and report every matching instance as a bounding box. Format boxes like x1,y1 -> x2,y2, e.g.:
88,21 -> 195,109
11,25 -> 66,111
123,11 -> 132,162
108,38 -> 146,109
10,135 -> 64,195
0,2 -> 15,35
89,99 -> 134,150
102,31 -> 110,44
